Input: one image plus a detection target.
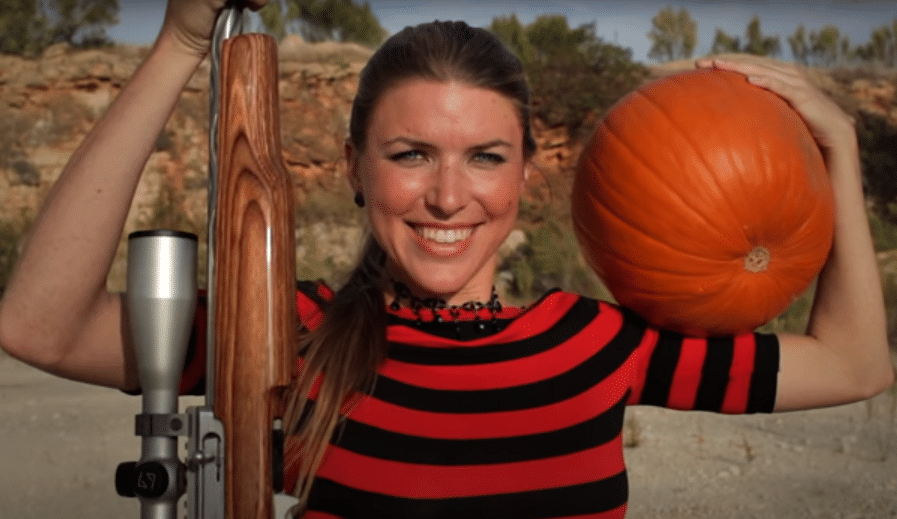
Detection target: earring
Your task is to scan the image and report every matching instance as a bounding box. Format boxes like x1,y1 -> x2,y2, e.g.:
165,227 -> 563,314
354,192 -> 365,208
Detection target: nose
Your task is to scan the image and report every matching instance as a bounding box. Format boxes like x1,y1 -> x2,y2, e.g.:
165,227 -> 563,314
425,158 -> 469,218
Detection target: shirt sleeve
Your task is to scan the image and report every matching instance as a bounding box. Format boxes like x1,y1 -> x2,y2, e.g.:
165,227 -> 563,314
624,307 -> 780,414
178,289 -> 208,395
126,280 -> 333,396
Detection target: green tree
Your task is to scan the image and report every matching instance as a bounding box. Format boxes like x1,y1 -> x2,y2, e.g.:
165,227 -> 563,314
839,36 -> 852,63
0,0 -> 118,55
863,21 -> 896,66
525,14 -> 593,61
857,112 -> 897,224
711,28 -> 740,54
0,0 -> 45,55
711,16 -> 779,57
46,0 -> 119,47
808,24 -> 841,66
260,0 -> 386,46
258,1 -> 288,41
489,14 -> 536,63
646,6 -> 697,62
488,14 -> 647,138
788,24 -> 809,64
743,16 -> 780,56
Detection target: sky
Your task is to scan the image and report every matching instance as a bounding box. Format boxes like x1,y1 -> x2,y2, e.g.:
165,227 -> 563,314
107,1 -> 897,63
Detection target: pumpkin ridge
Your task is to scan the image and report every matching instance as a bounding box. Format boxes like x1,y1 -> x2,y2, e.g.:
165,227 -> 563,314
597,117 -> 743,252
634,87 -> 746,232
580,189 -> 732,268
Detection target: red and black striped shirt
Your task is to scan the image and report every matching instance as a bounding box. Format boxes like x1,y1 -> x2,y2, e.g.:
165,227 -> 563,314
273,282 -> 779,518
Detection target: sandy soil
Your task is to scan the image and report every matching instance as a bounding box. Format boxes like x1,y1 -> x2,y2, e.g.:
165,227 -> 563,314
1,352 -> 895,519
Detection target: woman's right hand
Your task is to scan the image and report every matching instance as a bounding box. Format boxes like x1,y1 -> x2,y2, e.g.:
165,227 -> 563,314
0,0 -> 264,390
159,0 -> 268,58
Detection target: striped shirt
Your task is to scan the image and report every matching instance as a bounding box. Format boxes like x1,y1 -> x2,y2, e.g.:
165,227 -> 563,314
280,282 -> 779,518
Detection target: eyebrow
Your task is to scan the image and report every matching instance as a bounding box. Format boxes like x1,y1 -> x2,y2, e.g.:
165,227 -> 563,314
382,137 -> 514,150
471,139 -> 514,150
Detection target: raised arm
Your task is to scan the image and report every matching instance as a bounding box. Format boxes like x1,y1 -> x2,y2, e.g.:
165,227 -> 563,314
697,57 -> 894,411
0,0 -> 264,390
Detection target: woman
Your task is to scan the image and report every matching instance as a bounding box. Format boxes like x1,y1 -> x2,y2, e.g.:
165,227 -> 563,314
0,0 -> 892,517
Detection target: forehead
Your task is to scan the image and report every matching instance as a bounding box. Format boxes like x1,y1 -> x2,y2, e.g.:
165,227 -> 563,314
368,79 -> 524,145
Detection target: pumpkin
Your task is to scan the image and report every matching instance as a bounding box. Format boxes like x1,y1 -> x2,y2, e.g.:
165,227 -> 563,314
571,68 -> 835,337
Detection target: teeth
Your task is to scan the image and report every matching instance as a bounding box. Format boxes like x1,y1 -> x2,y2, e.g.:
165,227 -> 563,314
418,226 -> 473,244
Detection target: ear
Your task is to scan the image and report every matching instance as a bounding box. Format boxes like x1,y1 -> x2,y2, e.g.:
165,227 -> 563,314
345,139 -> 362,192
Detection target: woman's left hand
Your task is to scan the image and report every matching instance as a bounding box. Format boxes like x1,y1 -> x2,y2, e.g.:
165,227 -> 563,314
695,56 -> 855,156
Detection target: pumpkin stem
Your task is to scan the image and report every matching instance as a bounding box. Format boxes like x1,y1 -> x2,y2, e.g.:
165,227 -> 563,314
744,246 -> 771,273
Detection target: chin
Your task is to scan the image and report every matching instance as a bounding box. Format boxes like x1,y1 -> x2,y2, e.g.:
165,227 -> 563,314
414,270 -> 493,303
406,276 -> 465,298
385,250 -> 498,302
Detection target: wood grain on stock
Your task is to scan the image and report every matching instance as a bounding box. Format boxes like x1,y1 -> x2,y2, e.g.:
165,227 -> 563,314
213,33 -> 297,519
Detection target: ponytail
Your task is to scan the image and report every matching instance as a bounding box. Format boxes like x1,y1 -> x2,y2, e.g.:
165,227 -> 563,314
283,236 -> 388,514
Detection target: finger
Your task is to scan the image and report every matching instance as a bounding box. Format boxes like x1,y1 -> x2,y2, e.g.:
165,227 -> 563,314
697,57 -> 803,85
697,54 -> 796,73
710,58 -> 800,83
744,73 -> 806,101
699,60 -> 815,118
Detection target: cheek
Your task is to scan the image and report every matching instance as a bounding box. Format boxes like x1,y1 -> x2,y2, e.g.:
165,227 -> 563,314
365,166 -> 423,215
478,177 -> 523,217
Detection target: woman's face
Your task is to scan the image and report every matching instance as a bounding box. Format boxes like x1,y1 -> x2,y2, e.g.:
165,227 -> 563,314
347,79 -> 531,304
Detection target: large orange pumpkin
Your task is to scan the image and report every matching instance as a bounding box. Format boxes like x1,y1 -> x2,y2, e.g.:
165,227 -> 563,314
571,68 -> 835,337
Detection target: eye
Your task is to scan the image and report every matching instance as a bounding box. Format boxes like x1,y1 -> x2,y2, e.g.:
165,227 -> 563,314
471,152 -> 506,166
389,149 -> 426,163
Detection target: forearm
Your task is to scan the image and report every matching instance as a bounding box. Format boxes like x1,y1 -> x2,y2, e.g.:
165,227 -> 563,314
0,31 -> 205,364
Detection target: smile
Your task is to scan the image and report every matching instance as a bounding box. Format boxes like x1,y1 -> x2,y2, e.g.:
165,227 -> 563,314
413,225 -> 474,244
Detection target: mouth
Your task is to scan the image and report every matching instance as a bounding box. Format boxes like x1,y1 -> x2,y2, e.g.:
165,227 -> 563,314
411,224 -> 475,244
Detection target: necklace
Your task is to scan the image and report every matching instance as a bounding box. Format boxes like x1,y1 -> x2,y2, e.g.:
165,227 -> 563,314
389,281 -> 504,335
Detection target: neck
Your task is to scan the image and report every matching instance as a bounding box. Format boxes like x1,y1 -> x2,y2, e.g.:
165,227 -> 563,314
388,280 -> 501,311
383,273 -> 493,306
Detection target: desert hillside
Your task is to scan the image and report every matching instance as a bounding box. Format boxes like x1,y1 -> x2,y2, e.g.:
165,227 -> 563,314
0,40 -> 895,290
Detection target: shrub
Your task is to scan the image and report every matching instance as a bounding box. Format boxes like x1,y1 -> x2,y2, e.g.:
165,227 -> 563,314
501,210 -> 610,302
489,14 -> 648,140
0,211 -> 31,290
294,184 -> 361,227
139,171 -> 198,237
869,209 -> 897,251
857,111 -> 897,223
757,283 -> 815,334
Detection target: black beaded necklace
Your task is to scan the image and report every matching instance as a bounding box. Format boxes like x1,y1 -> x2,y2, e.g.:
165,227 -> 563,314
389,281 -> 504,336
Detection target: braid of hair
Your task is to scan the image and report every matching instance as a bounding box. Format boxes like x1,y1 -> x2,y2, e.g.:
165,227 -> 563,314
283,236 -> 388,515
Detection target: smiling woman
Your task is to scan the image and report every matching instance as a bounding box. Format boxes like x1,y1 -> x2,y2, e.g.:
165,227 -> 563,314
0,0 -> 892,518
348,80 -> 530,302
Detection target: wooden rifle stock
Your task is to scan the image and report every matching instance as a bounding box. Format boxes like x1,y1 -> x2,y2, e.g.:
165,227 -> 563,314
213,33 -> 297,518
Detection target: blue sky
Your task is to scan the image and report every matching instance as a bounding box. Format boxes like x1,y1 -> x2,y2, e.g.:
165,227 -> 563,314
108,1 -> 897,63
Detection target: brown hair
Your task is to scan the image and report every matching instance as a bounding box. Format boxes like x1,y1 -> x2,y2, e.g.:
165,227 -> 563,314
283,20 -> 536,514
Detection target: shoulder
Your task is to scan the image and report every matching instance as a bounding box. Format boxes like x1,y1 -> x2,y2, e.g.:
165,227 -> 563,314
295,280 -> 334,331
519,289 -> 646,345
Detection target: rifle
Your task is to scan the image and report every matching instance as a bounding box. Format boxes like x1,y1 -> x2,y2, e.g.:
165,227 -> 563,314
212,19 -> 298,519
116,4 -> 298,517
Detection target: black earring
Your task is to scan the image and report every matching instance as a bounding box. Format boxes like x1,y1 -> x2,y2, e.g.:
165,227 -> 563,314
354,192 -> 365,208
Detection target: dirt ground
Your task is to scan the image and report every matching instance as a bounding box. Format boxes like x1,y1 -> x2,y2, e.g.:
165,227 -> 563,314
1,352 -> 895,519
